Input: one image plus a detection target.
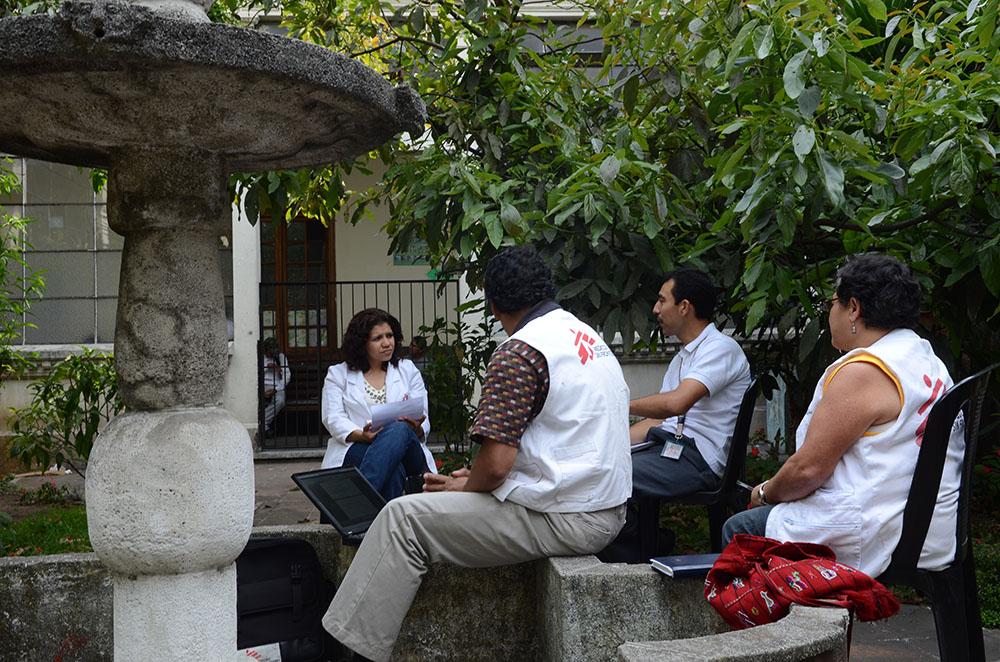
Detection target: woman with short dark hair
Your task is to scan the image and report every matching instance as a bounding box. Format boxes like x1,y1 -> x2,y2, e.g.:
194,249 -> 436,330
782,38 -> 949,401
723,253 -> 964,577
321,308 -> 434,501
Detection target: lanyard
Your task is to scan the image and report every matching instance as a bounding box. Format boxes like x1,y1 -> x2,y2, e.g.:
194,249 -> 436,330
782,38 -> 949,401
674,344 -> 697,440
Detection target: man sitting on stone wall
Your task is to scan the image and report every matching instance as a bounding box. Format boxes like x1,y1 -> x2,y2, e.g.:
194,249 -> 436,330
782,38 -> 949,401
322,245 -> 632,662
600,268 -> 751,562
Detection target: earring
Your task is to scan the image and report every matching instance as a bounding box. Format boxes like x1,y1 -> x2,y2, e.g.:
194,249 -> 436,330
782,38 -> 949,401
851,321 -> 857,335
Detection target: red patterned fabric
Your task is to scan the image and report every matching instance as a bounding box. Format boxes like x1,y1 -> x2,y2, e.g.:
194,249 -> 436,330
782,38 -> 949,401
704,534 -> 900,630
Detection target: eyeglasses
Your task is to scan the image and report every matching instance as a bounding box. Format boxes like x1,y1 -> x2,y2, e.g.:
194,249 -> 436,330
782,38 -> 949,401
820,296 -> 840,313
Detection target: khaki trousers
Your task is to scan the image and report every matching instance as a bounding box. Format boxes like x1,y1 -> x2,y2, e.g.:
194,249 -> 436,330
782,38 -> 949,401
322,491 -> 626,661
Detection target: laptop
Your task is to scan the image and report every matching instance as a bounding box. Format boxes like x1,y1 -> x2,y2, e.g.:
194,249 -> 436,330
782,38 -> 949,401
291,467 -> 386,545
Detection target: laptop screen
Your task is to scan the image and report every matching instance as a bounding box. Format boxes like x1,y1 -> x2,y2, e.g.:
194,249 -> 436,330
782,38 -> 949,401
292,467 -> 385,535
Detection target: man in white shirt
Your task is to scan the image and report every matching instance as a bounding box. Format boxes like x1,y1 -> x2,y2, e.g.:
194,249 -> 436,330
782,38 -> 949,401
601,268 -> 750,562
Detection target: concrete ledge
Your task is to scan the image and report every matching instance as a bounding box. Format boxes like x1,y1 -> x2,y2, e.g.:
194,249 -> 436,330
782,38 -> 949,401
253,449 -> 326,461
617,605 -> 850,662
541,556 -> 725,661
0,552 -> 112,662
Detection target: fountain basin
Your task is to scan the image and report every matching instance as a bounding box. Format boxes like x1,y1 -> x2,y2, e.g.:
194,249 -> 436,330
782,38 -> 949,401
0,526 -> 850,661
0,0 -> 425,171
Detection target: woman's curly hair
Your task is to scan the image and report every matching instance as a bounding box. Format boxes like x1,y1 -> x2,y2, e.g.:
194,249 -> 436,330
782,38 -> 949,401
483,245 -> 556,314
342,308 -> 404,372
835,253 -> 921,330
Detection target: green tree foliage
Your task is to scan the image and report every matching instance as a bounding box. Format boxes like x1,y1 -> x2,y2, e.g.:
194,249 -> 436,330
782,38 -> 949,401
241,0 -> 998,416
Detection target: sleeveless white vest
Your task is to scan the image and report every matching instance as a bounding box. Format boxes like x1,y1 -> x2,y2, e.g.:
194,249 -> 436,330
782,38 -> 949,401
766,328 -> 963,576
492,309 -> 632,512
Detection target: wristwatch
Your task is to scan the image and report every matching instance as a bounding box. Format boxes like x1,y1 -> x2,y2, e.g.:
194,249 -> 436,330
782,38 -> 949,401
758,480 -> 770,506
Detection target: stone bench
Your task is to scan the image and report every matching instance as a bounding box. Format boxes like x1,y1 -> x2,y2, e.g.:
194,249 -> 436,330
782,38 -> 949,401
0,525 -> 849,661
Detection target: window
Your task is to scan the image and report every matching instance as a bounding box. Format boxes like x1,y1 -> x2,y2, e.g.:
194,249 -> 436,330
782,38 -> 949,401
260,217 -> 334,353
1,157 -> 233,345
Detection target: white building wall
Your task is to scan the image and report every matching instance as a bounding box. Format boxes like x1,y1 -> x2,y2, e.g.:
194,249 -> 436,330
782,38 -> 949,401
222,201 -> 261,429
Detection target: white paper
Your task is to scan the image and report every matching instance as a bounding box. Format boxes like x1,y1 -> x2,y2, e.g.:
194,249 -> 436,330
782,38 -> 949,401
370,396 -> 425,430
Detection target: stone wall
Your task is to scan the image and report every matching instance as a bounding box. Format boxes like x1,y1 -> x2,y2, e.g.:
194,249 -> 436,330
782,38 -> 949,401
0,525 -> 847,661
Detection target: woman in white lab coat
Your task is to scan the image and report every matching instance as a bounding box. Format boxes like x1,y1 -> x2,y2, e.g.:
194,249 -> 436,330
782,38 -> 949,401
321,308 -> 435,500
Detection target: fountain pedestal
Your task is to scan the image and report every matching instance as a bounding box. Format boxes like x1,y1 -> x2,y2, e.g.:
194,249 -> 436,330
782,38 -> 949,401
87,407 -> 252,658
0,1 -> 425,658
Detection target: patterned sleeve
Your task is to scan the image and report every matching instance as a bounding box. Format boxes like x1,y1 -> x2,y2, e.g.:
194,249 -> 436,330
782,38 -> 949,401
469,340 -> 549,448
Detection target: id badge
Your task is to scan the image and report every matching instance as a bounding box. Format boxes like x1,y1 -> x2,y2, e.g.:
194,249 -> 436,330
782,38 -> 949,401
660,441 -> 684,460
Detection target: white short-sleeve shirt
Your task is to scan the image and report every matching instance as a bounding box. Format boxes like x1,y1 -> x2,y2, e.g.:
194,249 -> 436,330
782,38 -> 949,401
657,323 -> 751,476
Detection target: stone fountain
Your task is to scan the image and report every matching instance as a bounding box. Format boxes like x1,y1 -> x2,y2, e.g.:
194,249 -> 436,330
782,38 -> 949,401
0,1 -> 425,657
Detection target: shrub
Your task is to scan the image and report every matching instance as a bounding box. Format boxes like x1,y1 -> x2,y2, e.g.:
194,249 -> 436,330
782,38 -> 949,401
744,428 -> 784,485
419,303 -> 498,453
975,541 -> 1000,629
8,348 -> 122,477
973,446 -> 1000,513
17,480 -> 80,506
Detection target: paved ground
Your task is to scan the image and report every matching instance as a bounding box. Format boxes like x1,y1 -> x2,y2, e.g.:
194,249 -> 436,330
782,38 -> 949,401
13,458 -> 1000,659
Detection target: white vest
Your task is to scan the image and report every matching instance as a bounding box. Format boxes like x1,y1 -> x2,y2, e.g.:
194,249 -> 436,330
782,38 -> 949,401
766,329 -> 963,576
492,309 -> 632,513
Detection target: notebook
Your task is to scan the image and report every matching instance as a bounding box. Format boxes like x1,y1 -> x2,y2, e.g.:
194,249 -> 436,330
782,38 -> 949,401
292,467 -> 386,545
650,553 -> 720,578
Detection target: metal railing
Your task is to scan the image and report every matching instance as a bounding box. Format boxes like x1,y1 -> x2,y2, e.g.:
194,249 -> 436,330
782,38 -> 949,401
257,279 -> 461,450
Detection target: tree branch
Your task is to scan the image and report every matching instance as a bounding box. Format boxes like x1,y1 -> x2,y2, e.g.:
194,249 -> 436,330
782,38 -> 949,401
350,34 -> 445,58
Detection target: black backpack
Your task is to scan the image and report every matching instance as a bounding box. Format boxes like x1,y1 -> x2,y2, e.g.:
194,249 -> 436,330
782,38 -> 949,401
236,537 -> 345,662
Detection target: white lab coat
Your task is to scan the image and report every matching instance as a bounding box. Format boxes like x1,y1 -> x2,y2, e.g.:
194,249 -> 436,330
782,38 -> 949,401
320,358 -> 436,472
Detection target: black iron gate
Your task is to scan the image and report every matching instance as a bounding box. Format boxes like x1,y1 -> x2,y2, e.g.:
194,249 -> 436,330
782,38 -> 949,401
257,279 -> 461,450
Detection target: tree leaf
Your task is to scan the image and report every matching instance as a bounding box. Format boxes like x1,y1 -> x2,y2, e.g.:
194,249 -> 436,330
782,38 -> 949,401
720,119 -> 747,135
743,257 -> 764,289
985,189 -> 1000,220
599,155 -> 621,188
799,317 -> 821,362
500,202 -> 522,230
483,212 -> 503,248
910,138 -> 954,175
979,0 -> 997,48
622,74 -> 640,116
816,150 -> 845,208
793,125 -> 816,162
867,209 -> 894,227
873,162 -> 905,179
862,0 -> 887,21
981,248 -> 1000,297
654,189 -> 668,222
408,6 -> 425,34
557,279 -> 592,301
885,15 -> 903,37
974,131 -> 996,158
967,0 -> 981,21
745,297 -> 767,334
754,24 -> 774,59
812,31 -> 829,57
793,162 -> 808,187
797,86 -> 821,117
783,50 -> 809,100
950,149 -> 974,204
725,19 -> 759,77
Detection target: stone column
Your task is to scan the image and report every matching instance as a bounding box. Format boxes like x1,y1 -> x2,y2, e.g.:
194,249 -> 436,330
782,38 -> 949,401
85,148 -> 254,660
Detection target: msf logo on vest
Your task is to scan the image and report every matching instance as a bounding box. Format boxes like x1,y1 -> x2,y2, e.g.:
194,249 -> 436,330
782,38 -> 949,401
569,329 -> 612,365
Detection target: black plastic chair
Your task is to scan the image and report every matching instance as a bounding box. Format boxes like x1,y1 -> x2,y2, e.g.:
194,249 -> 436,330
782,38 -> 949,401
876,362 -> 998,662
638,377 -> 761,557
